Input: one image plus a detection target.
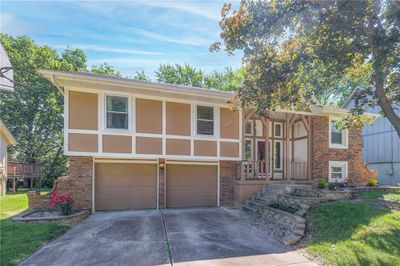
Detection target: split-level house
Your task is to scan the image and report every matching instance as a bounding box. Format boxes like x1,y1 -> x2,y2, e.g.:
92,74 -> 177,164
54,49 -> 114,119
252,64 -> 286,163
35,70 -> 376,211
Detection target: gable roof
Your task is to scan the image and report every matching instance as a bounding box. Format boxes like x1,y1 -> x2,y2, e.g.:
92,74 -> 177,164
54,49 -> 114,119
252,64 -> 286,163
39,70 -> 236,104
0,119 -> 17,145
342,86 -> 400,109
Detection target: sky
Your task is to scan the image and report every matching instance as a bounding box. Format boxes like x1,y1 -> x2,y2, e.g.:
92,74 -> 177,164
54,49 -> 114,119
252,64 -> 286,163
0,0 -> 242,77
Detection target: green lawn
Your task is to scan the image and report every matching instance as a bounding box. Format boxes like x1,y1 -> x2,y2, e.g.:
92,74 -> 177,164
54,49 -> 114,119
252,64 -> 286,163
0,190 -> 69,266
306,191 -> 400,266
357,191 -> 400,202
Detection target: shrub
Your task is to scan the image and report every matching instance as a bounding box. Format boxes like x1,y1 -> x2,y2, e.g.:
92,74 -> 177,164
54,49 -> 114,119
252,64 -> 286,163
318,179 -> 329,189
367,178 -> 378,186
49,191 -> 74,215
328,182 -> 337,190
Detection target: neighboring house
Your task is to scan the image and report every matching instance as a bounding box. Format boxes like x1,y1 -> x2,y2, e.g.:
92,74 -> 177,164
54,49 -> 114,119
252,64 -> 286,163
343,87 -> 400,185
35,70 -> 376,211
0,119 -> 17,195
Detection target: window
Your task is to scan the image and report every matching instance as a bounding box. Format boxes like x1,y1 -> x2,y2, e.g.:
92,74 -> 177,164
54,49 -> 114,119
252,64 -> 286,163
274,122 -> 283,137
255,120 -> 263,137
329,161 -> 348,183
245,139 -> 252,160
196,105 -> 214,135
329,118 -> 348,149
106,95 -> 129,129
245,120 -> 253,135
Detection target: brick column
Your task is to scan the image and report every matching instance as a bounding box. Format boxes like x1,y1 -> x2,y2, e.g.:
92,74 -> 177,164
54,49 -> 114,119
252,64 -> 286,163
158,159 -> 166,209
220,160 -> 237,206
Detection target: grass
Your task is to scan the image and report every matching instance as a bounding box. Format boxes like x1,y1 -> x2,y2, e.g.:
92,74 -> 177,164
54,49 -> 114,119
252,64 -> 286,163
306,191 -> 400,266
357,191 -> 400,202
0,189 -> 69,266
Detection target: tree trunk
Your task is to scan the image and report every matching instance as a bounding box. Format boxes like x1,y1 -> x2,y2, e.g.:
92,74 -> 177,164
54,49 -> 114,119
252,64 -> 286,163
375,83 -> 400,137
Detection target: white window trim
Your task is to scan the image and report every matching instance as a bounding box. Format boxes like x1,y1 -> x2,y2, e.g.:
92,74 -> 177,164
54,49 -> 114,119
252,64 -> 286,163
274,122 -> 284,138
194,104 -> 216,138
328,161 -> 348,183
329,117 -> 348,149
104,92 -> 132,132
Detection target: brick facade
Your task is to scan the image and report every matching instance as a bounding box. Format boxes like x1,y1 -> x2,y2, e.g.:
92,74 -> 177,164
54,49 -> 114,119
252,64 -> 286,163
220,160 -> 237,205
312,116 -> 377,185
28,156 -> 93,212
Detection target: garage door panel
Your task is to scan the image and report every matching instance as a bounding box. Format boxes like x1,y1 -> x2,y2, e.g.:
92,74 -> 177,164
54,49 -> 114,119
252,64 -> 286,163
166,164 -> 217,208
95,163 -> 157,211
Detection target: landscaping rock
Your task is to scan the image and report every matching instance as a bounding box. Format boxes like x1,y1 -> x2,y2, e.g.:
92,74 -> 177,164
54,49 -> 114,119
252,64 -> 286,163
282,234 -> 302,245
294,209 -> 307,217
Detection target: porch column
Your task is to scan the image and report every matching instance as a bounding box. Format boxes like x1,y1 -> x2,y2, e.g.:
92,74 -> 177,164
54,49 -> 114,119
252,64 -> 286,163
261,117 -> 270,181
307,116 -> 313,181
300,115 -> 312,181
241,111 -> 252,181
285,114 -> 291,181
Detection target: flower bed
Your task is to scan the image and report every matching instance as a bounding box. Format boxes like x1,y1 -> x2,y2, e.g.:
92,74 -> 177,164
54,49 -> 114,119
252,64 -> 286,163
13,209 -> 89,226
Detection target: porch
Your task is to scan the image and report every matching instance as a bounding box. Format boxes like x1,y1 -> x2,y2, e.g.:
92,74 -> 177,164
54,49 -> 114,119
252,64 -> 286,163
7,162 -> 42,193
234,111 -> 314,204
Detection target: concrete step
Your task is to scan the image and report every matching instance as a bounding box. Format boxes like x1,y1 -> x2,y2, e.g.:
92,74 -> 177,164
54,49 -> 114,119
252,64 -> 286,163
246,199 -> 267,209
241,204 -> 258,213
253,196 -> 274,204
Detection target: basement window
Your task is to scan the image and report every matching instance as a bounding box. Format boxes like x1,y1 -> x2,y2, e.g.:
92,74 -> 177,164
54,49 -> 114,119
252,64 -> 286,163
329,161 -> 348,183
196,105 -> 214,135
106,95 -> 129,129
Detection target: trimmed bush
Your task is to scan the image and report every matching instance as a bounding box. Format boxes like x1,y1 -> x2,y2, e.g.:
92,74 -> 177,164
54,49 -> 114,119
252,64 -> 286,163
367,178 -> 378,186
318,179 -> 329,189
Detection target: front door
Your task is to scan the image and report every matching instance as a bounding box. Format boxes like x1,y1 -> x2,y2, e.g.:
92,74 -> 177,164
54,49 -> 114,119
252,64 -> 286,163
256,140 -> 284,179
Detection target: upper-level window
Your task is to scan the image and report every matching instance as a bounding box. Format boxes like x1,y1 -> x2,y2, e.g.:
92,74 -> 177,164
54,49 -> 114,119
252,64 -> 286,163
245,120 -> 253,135
106,95 -> 129,129
274,122 -> 283,137
197,105 -> 214,135
329,118 -> 348,149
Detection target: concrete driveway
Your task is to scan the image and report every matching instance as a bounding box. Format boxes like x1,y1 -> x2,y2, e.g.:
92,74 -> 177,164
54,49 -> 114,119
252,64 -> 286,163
22,208 -> 316,266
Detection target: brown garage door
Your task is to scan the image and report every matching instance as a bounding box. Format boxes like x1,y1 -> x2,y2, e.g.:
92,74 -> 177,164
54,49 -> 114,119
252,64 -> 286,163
95,163 -> 157,211
166,164 -> 217,208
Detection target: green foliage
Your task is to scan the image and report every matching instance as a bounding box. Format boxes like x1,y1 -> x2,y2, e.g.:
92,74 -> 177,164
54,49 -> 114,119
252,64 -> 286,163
133,71 -> 150,81
318,179 -> 329,189
357,191 -> 400,202
0,191 -> 68,266
367,178 -> 379,187
156,63 -> 204,87
155,63 -> 244,91
307,200 -> 400,265
213,0 -> 400,135
0,34 -> 88,184
90,63 -> 121,77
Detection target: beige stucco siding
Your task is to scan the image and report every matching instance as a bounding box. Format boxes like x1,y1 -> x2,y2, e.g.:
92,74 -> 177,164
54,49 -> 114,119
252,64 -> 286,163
220,142 -> 239,157
220,108 -> 239,139
69,133 -> 98,152
136,98 -> 162,134
69,91 -> 98,130
136,137 -> 162,154
166,102 -> 191,136
102,135 -> 132,154
166,139 -> 190,155
194,140 -> 217,156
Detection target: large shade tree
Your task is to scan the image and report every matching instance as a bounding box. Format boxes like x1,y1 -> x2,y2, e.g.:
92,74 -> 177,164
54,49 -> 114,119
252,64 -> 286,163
212,0 -> 400,136
0,35 -> 121,185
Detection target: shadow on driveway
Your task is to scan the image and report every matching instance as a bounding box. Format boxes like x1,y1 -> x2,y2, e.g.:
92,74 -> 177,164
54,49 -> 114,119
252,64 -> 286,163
22,208 -> 316,266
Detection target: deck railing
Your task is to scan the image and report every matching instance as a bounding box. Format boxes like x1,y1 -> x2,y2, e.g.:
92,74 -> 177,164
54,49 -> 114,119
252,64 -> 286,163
7,162 -> 42,177
290,161 -> 308,180
237,160 -> 269,180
